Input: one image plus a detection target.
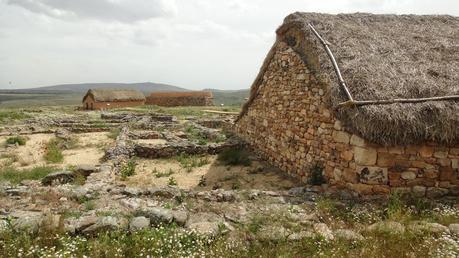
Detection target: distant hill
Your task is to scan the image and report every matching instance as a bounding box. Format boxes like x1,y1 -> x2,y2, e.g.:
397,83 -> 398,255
0,82 -> 188,94
0,83 -> 250,108
205,88 -> 249,106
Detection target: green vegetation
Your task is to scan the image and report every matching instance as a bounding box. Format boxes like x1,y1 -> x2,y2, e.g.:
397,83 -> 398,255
108,128 -> 121,139
0,224 -> 455,258
0,226 -> 241,257
168,176 -> 177,186
217,147 -> 251,166
44,138 -> 64,163
185,125 -> 208,145
0,166 -> 56,184
120,159 -> 136,180
0,110 -> 31,123
5,136 -> 26,146
154,168 -> 175,178
176,154 -> 209,173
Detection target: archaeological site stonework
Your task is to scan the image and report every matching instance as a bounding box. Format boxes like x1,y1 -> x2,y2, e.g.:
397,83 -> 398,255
235,42 -> 459,197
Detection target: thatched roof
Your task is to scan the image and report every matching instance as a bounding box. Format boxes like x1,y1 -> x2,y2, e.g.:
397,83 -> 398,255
241,12 -> 459,146
148,91 -> 213,98
83,89 -> 146,102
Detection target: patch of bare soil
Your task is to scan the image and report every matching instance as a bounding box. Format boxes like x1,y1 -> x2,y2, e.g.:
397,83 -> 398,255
63,132 -> 113,167
0,134 -> 54,168
0,132 -> 114,169
122,156 -> 301,191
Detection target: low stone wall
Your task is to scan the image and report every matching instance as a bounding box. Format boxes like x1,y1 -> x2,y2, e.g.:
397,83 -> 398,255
134,138 -> 244,159
146,93 -> 213,107
235,41 -> 459,197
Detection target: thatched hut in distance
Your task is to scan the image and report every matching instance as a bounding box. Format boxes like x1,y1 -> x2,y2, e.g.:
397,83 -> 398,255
235,13 -> 459,197
146,91 -> 213,107
82,89 -> 146,110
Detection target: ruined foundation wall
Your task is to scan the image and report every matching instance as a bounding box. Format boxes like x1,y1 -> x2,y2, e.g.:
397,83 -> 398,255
235,42 -> 459,197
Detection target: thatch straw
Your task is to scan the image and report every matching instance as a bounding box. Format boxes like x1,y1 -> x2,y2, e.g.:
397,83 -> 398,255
241,12 -> 459,146
84,89 -> 146,102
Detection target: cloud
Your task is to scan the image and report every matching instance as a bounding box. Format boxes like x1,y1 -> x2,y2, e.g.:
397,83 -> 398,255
7,0 -> 177,23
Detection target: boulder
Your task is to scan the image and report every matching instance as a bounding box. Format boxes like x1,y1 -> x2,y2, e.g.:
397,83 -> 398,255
82,216 -> 126,236
334,229 -> 364,241
74,165 -> 98,177
313,223 -> 334,241
367,221 -> 405,234
129,216 -> 150,231
138,207 -> 173,225
42,171 -> 75,186
408,221 -> 450,234
257,225 -> 289,241
187,222 -> 221,237
172,210 -> 188,226
449,224 -> 459,235
11,212 -> 43,234
288,231 -> 315,240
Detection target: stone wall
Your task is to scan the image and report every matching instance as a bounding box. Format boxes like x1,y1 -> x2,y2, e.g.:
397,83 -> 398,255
235,42 -> 459,197
146,92 -> 213,107
83,96 -> 145,110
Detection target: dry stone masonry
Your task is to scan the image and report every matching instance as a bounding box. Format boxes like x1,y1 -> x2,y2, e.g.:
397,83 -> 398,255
235,41 -> 459,197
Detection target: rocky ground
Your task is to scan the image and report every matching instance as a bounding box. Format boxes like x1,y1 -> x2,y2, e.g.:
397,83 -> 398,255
0,106 -> 458,257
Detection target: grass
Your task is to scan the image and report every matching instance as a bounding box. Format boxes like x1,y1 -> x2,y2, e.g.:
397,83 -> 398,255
185,125 -> 208,145
0,166 -> 56,184
0,226 -> 455,258
0,110 -> 31,123
44,138 -> 64,163
108,128 -> 121,139
154,168 -> 175,178
217,147 -> 251,166
175,154 -> 209,173
5,136 -> 26,146
120,159 -> 136,180
168,176 -> 177,186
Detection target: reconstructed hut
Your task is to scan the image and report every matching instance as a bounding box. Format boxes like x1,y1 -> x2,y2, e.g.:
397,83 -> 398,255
235,13 -> 459,197
82,89 -> 146,110
146,91 -> 213,107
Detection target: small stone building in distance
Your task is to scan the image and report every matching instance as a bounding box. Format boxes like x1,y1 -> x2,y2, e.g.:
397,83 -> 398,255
235,13 -> 459,197
146,91 -> 213,107
82,89 -> 146,110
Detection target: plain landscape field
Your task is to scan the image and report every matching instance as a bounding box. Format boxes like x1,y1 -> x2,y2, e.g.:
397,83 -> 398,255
0,104 -> 457,257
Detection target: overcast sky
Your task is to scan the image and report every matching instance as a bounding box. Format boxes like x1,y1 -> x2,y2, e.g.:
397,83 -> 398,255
0,0 -> 458,90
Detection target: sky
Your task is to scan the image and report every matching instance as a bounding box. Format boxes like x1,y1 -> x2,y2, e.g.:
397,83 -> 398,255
0,0 -> 458,90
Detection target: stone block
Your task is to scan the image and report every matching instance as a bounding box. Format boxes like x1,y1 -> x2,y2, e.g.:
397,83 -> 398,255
426,187 -> 448,198
412,186 -> 426,197
377,153 -> 395,167
340,150 -> 353,161
332,131 -> 350,144
401,171 -> 416,180
452,159 -> 459,169
350,135 -> 366,147
434,150 -> 448,159
357,166 -> 388,185
419,146 -> 434,158
372,185 -> 390,194
349,183 -> 373,195
388,147 -> 404,154
439,166 -> 456,181
354,147 -> 377,166
342,168 -> 358,183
